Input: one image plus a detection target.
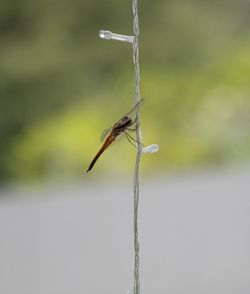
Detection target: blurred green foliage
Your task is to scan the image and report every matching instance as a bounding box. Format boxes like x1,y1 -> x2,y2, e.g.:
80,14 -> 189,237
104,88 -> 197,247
1,0 -> 250,182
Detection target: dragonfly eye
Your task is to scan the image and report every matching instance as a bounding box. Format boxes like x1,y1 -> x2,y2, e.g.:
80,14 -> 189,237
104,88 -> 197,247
115,115 -> 133,130
123,116 -> 132,125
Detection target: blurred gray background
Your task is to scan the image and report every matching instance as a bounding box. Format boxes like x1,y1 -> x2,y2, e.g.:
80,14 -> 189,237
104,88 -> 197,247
0,167 -> 249,294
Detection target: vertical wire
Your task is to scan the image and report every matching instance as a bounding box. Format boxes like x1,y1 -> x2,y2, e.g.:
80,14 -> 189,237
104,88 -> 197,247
132,0 -> 142,293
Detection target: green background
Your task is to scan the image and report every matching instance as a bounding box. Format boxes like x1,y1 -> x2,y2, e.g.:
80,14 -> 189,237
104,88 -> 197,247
1,0 -> 250,183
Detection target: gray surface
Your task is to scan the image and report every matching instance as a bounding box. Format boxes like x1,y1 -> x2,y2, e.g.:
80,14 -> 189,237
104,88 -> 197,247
0,168 -> 250,294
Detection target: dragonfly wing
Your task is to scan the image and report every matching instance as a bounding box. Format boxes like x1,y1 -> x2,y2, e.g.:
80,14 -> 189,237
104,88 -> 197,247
123,98 -> 144,118
100,127 -> 112,142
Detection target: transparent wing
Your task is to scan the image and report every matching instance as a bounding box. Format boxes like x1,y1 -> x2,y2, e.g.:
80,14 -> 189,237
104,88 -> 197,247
113,98 -> 144,127
100,127 -> 112,141
123,98 -> 144,118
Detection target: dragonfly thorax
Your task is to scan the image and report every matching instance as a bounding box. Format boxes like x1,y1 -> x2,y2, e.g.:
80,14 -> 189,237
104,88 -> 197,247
114,116 -> 133,133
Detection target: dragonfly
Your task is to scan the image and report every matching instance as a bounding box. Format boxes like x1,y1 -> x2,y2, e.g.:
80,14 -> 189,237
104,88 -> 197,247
86,99 -> 144,173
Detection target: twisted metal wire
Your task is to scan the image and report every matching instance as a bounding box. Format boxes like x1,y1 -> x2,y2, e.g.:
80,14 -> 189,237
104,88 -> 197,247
132,0 -> 142,293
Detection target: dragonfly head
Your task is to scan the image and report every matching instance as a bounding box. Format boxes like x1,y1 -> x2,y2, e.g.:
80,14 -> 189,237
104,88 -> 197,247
114,115 -> 133,131
120,116 -> 133,127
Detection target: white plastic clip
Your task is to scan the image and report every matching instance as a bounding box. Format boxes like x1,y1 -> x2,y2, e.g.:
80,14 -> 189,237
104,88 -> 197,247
142,144 -> 159,154
99,30 -> 134,44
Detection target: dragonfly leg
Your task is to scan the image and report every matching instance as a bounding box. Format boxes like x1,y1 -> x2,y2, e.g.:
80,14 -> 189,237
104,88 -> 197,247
126,121 -> 140,132
125,133 -> 137,148
125,131 -> 144,147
